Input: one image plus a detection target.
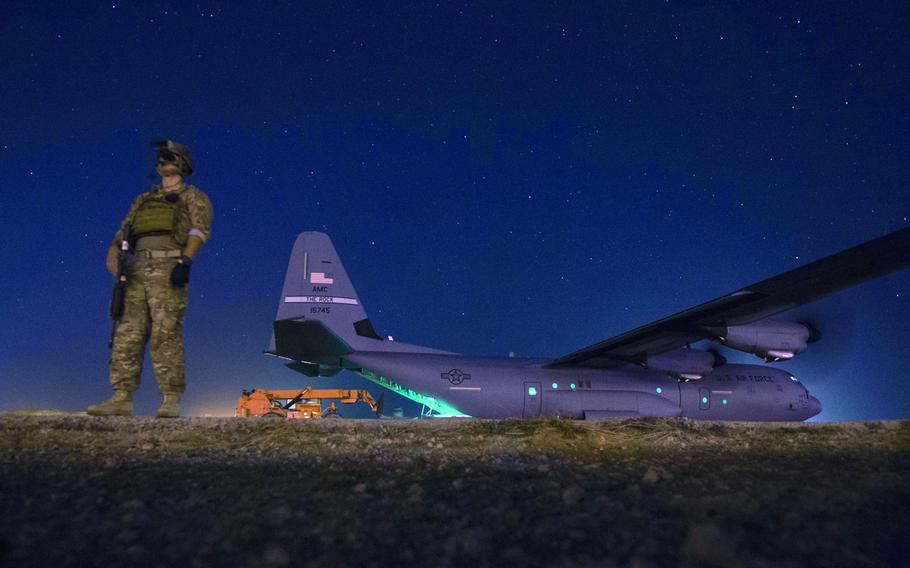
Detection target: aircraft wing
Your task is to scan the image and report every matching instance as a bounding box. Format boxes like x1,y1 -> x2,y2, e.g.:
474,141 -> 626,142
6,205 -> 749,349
545,226 -> 910,369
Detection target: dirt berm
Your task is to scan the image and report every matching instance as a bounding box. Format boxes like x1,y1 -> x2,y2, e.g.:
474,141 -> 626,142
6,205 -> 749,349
0,414 -> 908,567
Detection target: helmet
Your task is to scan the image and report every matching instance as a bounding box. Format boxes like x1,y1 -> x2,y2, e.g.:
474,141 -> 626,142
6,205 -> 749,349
152,139 -> 194,177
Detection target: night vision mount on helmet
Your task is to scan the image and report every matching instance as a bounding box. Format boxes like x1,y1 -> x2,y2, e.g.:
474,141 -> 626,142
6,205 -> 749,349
151,139 -> 194,177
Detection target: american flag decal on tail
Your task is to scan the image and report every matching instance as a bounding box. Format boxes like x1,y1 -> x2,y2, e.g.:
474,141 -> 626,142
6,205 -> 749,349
310,272 -> 334,284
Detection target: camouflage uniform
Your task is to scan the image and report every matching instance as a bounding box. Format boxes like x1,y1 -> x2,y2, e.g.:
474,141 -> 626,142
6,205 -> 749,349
109,184 -> 213,395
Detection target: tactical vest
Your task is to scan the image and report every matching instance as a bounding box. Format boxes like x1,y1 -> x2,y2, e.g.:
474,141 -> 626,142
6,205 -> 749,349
132,195 -> 178,238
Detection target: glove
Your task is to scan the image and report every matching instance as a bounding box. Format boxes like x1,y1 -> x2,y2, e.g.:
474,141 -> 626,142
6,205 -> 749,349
170,256 -> 192,288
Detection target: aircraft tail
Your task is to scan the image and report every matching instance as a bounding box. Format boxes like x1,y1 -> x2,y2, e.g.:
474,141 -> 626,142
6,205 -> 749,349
268,232 -> 456,376
268,232 -> 385,368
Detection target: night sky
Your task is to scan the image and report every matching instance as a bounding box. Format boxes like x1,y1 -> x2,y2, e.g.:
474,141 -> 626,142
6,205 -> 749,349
2,2 -> 908,420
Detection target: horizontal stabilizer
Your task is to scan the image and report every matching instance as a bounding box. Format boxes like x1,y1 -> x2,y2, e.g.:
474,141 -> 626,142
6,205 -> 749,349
272,318 -> 353,366
284,361 -> 344,377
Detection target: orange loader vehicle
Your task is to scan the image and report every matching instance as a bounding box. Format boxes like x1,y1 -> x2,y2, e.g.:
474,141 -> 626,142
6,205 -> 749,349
235,386 -> 382,419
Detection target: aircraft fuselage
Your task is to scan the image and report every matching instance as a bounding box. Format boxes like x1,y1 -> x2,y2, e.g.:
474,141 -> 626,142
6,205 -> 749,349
343,353 -> 822,421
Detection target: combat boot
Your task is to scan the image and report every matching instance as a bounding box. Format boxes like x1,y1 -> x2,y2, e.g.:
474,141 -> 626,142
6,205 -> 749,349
156,393 -> 181,418
86,390 -> 133,416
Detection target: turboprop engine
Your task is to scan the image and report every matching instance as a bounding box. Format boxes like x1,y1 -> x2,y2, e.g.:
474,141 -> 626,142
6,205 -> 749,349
644,348 -> 727,380
709,319 -> 820,362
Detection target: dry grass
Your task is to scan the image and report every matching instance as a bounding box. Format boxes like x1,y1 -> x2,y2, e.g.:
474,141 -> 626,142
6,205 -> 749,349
2,414 -> 906,464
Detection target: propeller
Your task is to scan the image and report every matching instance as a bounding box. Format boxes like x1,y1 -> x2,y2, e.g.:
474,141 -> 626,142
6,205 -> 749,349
707,347 -> 727,368
784,300 -> 858,381
800,320 -> 823,344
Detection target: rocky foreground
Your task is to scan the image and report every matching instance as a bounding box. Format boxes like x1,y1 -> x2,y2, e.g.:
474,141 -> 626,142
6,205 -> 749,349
0,414 -> 908,568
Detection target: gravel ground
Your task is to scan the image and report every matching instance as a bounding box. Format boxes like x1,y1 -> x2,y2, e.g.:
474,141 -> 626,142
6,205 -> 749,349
0,414 -> 908,568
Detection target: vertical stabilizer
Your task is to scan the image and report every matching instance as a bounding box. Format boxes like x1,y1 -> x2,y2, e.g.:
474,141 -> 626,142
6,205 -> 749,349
268,232 -> 455,367
269,232 -> 377,359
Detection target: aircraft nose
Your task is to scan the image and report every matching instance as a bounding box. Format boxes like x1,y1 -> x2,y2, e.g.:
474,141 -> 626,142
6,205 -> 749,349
807,395 -> 822,419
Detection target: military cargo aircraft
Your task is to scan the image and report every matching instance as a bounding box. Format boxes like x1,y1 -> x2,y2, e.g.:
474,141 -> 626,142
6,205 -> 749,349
266,228 -> 910,421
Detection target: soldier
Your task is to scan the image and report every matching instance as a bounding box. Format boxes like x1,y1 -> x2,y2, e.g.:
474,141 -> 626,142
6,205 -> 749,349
87,140 -> 213,418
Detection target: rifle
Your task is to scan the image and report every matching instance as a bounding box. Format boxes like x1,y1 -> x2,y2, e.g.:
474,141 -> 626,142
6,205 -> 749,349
108,224 -> 133,348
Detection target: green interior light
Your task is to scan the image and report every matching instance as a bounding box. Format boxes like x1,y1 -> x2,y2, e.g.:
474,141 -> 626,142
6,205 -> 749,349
528,386 -> 538,396
551,382 -> 558,389
353,368 -> 469,417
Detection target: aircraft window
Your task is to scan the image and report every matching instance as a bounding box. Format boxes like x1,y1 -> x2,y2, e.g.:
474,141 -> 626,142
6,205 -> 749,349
701,396 -> 709,404
570,383 -> 577,390
551,382 -> 558,389
722,399 -> 728,405
528,387 -> 538,396
656,387 -> 663,394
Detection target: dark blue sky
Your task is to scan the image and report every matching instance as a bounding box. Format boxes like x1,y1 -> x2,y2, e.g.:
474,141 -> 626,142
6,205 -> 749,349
1,2 -> 908,419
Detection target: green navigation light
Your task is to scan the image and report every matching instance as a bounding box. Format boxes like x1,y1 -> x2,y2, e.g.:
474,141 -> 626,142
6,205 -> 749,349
354,368 -> 469,417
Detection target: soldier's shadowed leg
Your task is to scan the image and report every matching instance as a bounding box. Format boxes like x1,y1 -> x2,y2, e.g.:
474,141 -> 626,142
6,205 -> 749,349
87,265 -> 150,416
147,258 -> 188,418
